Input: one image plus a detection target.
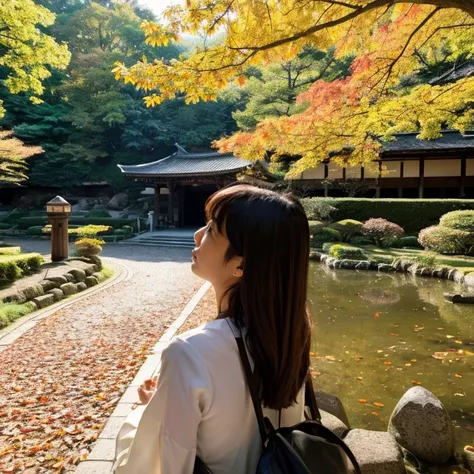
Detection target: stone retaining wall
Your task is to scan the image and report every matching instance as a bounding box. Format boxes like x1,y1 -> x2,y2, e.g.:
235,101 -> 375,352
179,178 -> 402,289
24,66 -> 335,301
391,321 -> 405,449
2,260 -> 106,311
310,251 -> 474,291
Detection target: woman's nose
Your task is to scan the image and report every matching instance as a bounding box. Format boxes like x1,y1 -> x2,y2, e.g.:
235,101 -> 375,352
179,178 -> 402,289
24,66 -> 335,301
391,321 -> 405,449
194,226 -> 205,246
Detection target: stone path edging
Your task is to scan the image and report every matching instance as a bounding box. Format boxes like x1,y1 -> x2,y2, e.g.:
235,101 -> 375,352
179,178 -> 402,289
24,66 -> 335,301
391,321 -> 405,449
75,280 -> 212,474
0,259 -> 130,351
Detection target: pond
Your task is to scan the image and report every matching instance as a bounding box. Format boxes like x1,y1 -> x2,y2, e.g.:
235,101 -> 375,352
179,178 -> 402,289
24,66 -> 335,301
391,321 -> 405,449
308,263 -> 474,451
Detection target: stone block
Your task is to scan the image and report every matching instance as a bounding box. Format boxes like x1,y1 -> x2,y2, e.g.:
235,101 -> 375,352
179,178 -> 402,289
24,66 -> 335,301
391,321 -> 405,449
320,409 -> 348,438
67,268 -> 86,282
3,292 -> 27,304
75,461 -> 113,474
88,438 -> 116,461
22,284 -> 44,300
315,391 -> 350,427
93,272 -> 106,283
46,288 -> 65,302
464,272 -> 474,289
32,293 -> 56,309
38,279 -> 58,292
45,275 -> 69,286
388,386 -> 454,464
378,264 -> 393,273
76,282 -> 87,292
63,272 -> 75,282
85,276 -> 99,288
344,429 -> 405,474
60,282 -> 78,296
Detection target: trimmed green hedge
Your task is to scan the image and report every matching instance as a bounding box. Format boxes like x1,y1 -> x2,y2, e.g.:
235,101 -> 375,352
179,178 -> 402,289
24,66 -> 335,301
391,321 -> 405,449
0,223 -> 12,230
0,247 -> 21,255
329,244 -> 368,260
17,217 -> 136,230
303,198 -> 474,232
310,227 -> 341,248
439,210 -> 474,232
0,253 -> 44,284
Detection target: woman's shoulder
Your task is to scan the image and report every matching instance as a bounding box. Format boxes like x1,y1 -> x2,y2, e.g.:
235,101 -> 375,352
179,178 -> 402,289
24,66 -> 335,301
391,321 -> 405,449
167,318 -> 237,360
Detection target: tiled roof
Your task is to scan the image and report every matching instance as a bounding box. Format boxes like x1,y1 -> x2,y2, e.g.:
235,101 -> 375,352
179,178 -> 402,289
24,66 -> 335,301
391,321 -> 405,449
382,130 -> 474,154
118,144 -> 250,178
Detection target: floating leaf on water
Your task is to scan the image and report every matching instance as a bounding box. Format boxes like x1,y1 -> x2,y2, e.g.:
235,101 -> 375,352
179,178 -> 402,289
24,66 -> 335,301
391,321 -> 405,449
455,340 -> 463,344
390,333 -> 399,337
377,350 -> 384,354
354,356 -> 363,361
455,373 -> 462,378
446,335 -> 455,339
374,313 -> 380,318
437,327 -> 445,331
405,363 -> 412,367
432,352 -> 449,360
384,361 -> 392,366
454,393 -> 465,397
357,399 -> 367,404
371,411 -> 379,416
310,352 -> 317,358
466,350 -> 474,356
412,380 -> 422,385
411,359 -> 417,363
323,355 -> 336,361
373,402 -> 385,408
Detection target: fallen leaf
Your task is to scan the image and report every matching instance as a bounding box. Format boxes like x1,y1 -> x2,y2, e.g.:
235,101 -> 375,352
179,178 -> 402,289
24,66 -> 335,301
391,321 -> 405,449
454,393 -> 465,397
390,333 -> 399,337
405,363 -> 412,367
446,335 -> 455,339
357,399 -> 367,404
371,411 -> 379,416
310,352 -> 317,358
411,359 -> 417,363
412,380 -> 422,385
12,386 -> 23,392
466,350 -> 474,356
437,327 -> 445,331
455,373 -> 462,378
374,313 -> 380,318
384,361 -> 392,366
377,350 -> 384,354
354,356 -> 363,361
432,352 -> 449,360
455,340 -> 463,344
373,402 -> 385,408
355,376 -> 363,381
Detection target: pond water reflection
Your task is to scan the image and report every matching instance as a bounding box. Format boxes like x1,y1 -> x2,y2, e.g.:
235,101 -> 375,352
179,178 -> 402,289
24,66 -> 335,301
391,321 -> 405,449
308,263 -> 474,451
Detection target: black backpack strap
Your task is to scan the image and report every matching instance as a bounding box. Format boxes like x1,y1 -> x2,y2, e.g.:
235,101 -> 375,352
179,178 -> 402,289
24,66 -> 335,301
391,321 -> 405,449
304,373 -> 321,423
235,336 -> 268,445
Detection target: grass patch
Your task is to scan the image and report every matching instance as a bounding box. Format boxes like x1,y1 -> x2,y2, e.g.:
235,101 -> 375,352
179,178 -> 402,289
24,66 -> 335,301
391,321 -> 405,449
0,301 -> 37,329
0,247 -> 21,255
100,266 -> 114,279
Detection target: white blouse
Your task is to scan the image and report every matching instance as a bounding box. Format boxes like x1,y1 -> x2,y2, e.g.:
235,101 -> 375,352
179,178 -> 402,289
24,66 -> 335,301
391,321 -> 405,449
113,318 -> 305,474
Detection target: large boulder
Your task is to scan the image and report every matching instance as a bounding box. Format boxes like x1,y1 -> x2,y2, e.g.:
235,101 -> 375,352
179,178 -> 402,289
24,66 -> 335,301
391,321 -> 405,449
76,282 -> 87,292
107,193 -> 128,210
388,386 -> 454,464
22,284 -> 44,300
92,272 -> 106,283
32,293 -> 55,309
38,279 -> 58,292
45,275 -> 69,286
314,391 -> 350,427
60,282 -> 78,296
46,288 -> 65,302
320,409 -> 348,438
344,429 -> 405,474
67,268 -> 86,282
85,276 -> 99,288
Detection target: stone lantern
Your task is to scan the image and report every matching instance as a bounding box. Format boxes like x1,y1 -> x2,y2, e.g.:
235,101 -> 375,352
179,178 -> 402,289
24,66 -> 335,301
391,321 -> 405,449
46,196 -> 71,262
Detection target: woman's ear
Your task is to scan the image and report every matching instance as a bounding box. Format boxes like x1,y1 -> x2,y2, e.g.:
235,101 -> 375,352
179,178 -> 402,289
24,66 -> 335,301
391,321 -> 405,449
232,258 -> 244,278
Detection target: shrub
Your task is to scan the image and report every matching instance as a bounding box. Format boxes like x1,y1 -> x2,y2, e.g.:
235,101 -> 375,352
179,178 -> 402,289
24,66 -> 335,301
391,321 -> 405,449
413,253 -> 439,268
310,227 -> 341,248
113,229 -> 125,236
0,301 -> 37,329
122,225 -> 134,237
3,208 -> 30,224
301,198 -> 336,222
329,244 -> 368,260
17,217 -> 135,230
392,236 -> 423,249
0,247 -> 21,255
17,217 -> 48,229
86,209 -> 112,218
0,253 -> 43,284
75,225 -> 113,238
322,242 -> 335,253
349,236 -> 374,246
74,238 -> 104,257
362,218 -> 404,247
439,210 -> 474,232
418,226 -> 474,255
26,226 -> 45,236
329,219 -> 363,242
299,198 -> 474,232
308,220 -> 324,237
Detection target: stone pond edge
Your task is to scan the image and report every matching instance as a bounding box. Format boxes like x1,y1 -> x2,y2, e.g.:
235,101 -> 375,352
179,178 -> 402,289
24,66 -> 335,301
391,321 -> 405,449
310,251 -> 474,291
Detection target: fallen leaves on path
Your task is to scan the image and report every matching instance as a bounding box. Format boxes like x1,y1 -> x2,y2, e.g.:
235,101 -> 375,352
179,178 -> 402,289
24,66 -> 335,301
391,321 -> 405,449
0,287 -> 194,473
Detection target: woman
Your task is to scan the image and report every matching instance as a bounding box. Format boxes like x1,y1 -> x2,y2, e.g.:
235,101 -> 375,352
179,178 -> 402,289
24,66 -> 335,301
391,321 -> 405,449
113,184 -> 312,474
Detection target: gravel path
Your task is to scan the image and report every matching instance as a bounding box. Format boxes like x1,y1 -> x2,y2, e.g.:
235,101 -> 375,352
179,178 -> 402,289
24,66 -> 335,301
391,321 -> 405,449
0,241 -> 202,473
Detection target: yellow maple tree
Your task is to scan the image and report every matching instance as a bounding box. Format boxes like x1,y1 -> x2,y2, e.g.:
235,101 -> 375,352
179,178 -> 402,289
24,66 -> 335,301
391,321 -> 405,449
114,1 -> 474,173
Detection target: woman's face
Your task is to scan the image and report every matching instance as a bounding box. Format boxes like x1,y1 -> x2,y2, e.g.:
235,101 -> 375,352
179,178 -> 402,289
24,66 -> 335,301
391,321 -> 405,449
192,220 -> 243,287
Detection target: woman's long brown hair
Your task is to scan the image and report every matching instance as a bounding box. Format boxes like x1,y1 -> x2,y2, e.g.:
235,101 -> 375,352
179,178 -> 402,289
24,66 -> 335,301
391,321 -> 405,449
205,184 -> 311,410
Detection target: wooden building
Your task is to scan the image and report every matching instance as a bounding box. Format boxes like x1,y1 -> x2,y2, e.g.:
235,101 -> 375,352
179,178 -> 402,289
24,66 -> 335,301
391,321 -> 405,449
291,131 -> 474,198
118,144 -> 250,228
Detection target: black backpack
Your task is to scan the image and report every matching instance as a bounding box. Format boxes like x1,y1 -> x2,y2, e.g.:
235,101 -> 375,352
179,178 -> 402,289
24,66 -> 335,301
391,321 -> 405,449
194,334 -> 361,474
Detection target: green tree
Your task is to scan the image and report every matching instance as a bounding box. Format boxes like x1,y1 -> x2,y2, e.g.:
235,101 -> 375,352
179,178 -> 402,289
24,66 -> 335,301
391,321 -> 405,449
234,48 -> 353,131
0,0 -> 70,117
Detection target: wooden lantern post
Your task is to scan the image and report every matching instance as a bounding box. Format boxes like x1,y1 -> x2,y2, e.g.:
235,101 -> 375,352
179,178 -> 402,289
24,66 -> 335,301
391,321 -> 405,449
46,196 -> 71,262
